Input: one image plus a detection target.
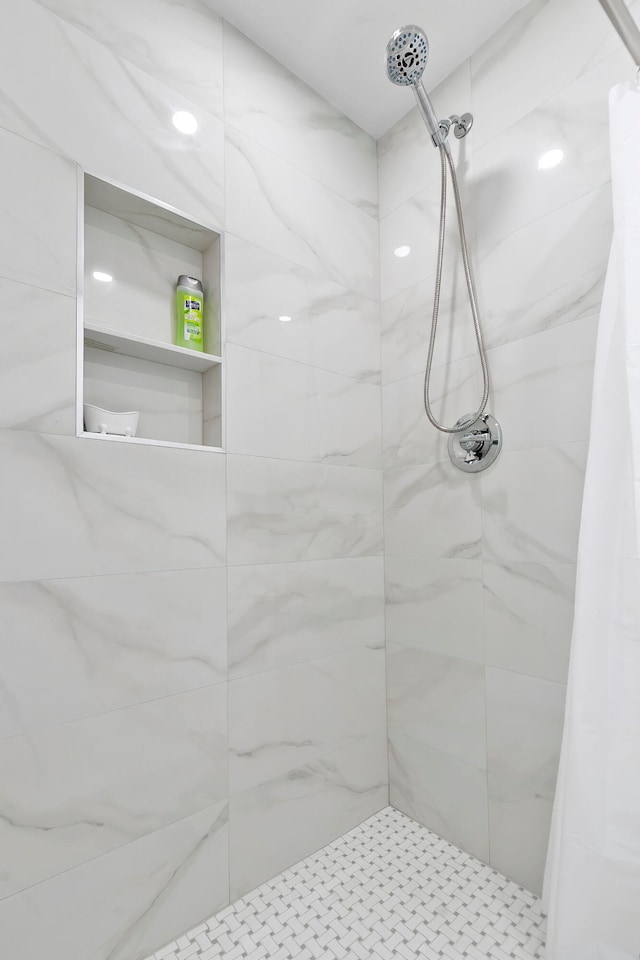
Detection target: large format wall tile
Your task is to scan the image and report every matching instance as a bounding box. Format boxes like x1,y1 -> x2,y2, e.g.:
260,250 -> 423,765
0,683 -> 227,898
227,556 -> 384,678
223,23 -> 377,213
0,431 -> 226,582
389,731 -> 489,863
0,800 -> 229,960
0,567 -> 227,738
484,561 -> 576,684
226,344 -> 382,468
379,169 -> 473,302
486,667 -> 567,894
225,128 -> 379,300
0,0 -> 224,226
385,557 -> 484,663
0,281 -> 75,435
489,318 -> 598,451
229,646 -> 386,794
387,643 -> 486,768
227,455 -> 383,565
0,128 -> 77,296
481,442 -> 588,563
381,271 -> 480,385
472,46 -> 628,253
229,733 -> 388,900
224,235 -> 380,383
476,184 -> 610,351
384,461 -> 482,560
470,0 -> 628,149
34,0 -> 225,120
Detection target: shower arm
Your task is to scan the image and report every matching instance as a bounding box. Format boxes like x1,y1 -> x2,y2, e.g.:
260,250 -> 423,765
597,0 -> 640,68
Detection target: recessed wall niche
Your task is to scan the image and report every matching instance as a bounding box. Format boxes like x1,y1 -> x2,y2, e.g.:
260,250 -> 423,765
77,173 -> 223,451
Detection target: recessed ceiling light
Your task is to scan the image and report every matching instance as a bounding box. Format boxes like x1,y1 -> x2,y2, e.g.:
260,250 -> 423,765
538,148 -> 564,170
172,111 -> 198,135
394,245 -> 411,258
279,315 -> 292,322
92,271 -> 113,282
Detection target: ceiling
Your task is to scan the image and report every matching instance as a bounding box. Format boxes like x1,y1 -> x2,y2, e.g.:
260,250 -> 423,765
206,0 -> 531,138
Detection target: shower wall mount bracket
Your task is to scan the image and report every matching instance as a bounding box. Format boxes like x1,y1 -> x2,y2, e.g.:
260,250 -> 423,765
448,413 -> 502,473
439,113 -> 473,140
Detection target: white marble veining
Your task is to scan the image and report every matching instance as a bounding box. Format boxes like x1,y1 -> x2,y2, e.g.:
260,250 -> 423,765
224,235 -> 380,383
486,667 -> 567,894
385,557 -> 484,663
0,280 -> 75,435
481,442 -> 588,563
476,184 -> 611,351
229,646 -> 386,794
384,461 -> 482,560
470,0 -> 632,149
229,733 -> 388,900
0,430 -> 226,582
472,46 -> 628,253
389,731 -> 490,863
223,23 -> 377,214
381,270 -> 480,385
490,317 -> 598,451
0,800 -> 229,960
379,161 -> 474,303
34,0 -> 225,120
387,643 -> 486,768
227,455 -> 383,565
225,127 -> 379,301
227,556 -> 384,678
226,344 -> 381,468
484,561 -> 575,684
0,567 -> 227,739
488,317 -> 597,450
0,0 -> 224,227
0,683 -> 228,898
0,128 -> 77,297
382,355 -> 484,469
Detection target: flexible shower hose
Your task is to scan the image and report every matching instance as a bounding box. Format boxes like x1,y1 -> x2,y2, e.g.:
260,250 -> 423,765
423,142 -> 490,433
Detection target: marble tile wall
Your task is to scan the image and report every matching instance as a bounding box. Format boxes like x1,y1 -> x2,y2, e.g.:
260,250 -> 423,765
379,0 -> 631,896
0,4 -> 385,960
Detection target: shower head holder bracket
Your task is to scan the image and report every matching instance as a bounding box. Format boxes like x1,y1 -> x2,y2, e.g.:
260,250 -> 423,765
439,113 -> 474,140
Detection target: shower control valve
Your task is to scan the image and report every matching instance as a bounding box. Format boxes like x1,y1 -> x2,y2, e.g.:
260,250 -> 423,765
448,413 -> 503,473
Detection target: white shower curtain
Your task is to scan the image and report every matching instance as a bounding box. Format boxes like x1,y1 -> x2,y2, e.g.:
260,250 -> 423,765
543,80 -> 640,960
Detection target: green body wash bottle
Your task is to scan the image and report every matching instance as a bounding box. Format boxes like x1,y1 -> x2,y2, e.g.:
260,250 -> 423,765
176,275 -> 204,352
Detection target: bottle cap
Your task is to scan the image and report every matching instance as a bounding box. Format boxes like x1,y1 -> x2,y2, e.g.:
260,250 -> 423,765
177,275 -> 203,293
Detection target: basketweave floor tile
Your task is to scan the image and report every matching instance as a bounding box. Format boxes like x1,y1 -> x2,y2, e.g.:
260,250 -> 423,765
146,807 -> 546,960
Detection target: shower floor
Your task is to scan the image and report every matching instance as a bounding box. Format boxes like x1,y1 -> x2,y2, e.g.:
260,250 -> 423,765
146,806 -> 546,960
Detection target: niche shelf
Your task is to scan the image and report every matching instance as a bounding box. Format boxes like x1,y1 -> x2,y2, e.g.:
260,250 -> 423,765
77,173 -> 224,452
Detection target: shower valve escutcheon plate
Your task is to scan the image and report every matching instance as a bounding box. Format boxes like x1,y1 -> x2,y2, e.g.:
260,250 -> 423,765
448,413 -> 502,473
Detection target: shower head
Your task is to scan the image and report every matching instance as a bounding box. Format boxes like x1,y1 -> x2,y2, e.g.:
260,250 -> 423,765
385,24 -> 445,148
385,25 -> 429,86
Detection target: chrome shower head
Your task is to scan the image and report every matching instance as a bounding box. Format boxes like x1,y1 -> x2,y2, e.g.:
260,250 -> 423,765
386,25 -> 429,86
385,24 -> 445,147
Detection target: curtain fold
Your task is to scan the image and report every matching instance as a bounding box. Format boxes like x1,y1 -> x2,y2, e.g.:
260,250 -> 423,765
543,80 -> 640,960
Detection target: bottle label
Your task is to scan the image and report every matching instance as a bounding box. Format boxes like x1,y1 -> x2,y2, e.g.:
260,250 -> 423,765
183,295 -> 203,342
